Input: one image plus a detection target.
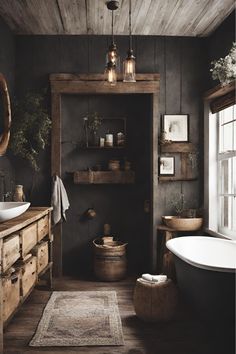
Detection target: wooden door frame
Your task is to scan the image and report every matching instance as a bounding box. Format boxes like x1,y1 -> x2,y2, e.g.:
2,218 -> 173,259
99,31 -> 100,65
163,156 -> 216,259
50,73 -> 160,276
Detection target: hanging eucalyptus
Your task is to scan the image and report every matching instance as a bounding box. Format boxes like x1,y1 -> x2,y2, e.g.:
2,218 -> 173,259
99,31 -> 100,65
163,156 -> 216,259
10,91 -> 51,171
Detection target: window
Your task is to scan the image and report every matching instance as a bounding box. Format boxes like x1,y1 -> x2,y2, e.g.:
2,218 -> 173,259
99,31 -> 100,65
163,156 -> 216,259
205,99 -> 236,240
218,105 -> 236,238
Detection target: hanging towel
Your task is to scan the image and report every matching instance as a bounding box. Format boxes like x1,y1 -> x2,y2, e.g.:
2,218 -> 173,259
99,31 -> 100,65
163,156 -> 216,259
51,175 -> 70,225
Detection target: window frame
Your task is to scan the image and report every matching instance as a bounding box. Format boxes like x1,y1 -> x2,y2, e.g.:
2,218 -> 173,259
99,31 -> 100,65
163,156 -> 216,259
217,107 -> 236,238
204,101 -> 236,240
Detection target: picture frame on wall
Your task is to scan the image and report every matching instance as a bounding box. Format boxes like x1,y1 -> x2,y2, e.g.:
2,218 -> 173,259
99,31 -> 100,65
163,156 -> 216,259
159,156 -> 175,176
163,114 -> 189,142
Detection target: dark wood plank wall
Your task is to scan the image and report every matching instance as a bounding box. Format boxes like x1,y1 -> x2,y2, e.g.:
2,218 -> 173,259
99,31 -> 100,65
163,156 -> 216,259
0,17 -> 15,198
12,35 -> 206,274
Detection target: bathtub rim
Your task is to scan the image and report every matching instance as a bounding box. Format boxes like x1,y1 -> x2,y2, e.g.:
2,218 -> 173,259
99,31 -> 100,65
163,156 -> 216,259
166,236 -> 236,273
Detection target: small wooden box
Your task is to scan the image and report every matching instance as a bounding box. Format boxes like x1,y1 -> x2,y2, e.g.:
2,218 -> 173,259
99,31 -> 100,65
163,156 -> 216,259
20,256 -> 37,298
37,215 -> 49,242
2,234 -> 20,273
2,270 -> 21,323
20,223 -> 37,257
32,241 -> 49,274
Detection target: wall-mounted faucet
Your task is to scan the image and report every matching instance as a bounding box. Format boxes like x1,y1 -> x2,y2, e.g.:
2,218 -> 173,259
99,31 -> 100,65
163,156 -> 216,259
0,171 -> 12,201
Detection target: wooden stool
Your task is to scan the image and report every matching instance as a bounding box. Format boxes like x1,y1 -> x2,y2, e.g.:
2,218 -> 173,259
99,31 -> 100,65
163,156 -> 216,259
133,278 -> 178,322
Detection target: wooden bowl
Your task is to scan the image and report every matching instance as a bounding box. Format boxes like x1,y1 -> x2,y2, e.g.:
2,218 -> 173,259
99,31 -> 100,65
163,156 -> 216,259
162,216 -> 203,231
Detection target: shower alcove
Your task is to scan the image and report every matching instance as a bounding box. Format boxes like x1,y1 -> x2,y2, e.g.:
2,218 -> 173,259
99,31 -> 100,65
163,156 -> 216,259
50,74 -> 159,277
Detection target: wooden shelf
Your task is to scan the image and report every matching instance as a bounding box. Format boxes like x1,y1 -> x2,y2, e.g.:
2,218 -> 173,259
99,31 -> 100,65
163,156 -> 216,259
159,176 -> 197,182
80,146 -> 125,150
203,80 -> 235,101
73,171 -> 135,184
160,142 -> 197,153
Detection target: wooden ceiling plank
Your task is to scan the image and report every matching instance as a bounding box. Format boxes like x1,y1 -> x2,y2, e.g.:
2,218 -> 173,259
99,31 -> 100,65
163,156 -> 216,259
200,4 -> 235,36
0,0 -> 234,36
0,0 -> 38,34
132,0 -> 152,34
182,0 -> 235,37
86,0 -> 96,34
57,0 -> 87,34
191,0 -> 235,37
114,0 -> 129,35
150,0 -> 172,36
28,0 -> 64,34
162,0 -> 198,36
160,0 -> 186,36
97,0 -> 106,35
138,0 -> 159,35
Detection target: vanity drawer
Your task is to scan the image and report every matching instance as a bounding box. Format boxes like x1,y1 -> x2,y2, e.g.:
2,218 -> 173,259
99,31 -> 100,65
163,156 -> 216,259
20,223 -> 37,257
32,241 -> 49,274
20,256 -> 37,298
37,215 -> 49,242
2,234 -> 20,273
2,270 -> 21,323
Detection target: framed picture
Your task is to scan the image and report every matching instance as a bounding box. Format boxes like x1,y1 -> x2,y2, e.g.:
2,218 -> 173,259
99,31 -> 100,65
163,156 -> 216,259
159,156 -> 175,176
163,114 -> 189,142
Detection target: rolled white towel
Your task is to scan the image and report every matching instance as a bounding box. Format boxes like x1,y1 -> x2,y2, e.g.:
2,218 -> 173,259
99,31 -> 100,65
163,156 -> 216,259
142,273 -> 153,282
141,273 -> 167,283
152,275 -> 167,283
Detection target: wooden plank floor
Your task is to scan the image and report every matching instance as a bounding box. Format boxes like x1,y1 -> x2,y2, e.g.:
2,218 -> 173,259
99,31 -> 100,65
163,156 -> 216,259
3,277 -> 235,354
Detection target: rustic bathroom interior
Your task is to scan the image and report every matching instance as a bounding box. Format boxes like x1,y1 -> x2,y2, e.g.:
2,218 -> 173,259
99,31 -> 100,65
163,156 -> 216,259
0,1 -> 235,353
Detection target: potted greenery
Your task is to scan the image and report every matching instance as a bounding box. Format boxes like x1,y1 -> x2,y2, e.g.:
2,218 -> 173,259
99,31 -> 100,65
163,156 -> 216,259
83,112 -> 102,146
162,193 -> 203,231
10,91 -> 51,171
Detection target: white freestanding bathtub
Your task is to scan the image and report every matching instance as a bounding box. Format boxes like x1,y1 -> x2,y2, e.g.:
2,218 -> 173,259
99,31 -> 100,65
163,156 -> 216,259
166,236 -> 236,321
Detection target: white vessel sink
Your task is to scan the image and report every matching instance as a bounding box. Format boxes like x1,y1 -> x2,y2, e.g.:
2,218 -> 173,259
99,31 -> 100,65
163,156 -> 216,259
0,202 -> 30,222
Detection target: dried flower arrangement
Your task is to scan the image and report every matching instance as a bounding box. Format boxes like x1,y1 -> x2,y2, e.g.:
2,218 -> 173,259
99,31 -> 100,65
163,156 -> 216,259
210,42 -> 236,86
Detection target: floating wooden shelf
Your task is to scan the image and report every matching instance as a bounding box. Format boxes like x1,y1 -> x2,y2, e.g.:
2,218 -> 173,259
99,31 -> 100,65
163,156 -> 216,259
80,146 -> 125,150
159,176 -> 197,182
160,142 -> 197,153
73,171 -> 135,184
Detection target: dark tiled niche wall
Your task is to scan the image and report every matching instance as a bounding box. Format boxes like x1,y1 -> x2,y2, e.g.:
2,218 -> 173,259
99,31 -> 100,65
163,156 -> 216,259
61,94 -> 151,274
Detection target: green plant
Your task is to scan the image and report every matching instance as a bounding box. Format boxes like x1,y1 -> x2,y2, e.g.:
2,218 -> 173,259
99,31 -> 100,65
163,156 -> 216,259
87,112 -> 102,133
170,193 -> 185,216
10,91 -> 51,171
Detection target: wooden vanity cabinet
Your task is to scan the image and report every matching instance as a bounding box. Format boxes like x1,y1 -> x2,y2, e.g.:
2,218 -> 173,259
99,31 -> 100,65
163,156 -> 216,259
2,234 -> 20,272
0,207 -> 53,353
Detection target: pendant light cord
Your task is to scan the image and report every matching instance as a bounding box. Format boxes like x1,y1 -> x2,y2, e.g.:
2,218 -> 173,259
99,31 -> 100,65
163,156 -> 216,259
112,10 -> 114,45
129,0 -> 132,51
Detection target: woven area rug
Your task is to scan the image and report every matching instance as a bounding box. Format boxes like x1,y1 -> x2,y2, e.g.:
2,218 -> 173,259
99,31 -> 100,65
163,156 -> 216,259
30,291 -> 124,347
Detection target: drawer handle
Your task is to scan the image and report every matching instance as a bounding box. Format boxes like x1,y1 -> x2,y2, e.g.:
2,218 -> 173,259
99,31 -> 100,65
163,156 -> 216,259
11,275 -> 18,284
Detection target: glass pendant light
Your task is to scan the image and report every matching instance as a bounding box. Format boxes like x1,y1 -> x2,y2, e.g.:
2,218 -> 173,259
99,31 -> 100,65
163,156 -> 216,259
123,0 -> 136,82
105,1 -> 119,85
106,61 -> 117,86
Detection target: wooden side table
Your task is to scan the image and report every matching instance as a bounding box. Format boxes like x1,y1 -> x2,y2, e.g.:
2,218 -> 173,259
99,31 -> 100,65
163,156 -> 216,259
156,225 -> 178,280
157,224 -> 203,280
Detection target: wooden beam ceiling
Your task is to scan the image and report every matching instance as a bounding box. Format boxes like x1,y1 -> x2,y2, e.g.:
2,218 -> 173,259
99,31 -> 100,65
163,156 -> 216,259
0,0 -> 234,36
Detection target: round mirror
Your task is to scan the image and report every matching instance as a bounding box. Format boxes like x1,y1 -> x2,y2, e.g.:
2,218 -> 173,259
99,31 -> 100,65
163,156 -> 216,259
0,73 -> 11,156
